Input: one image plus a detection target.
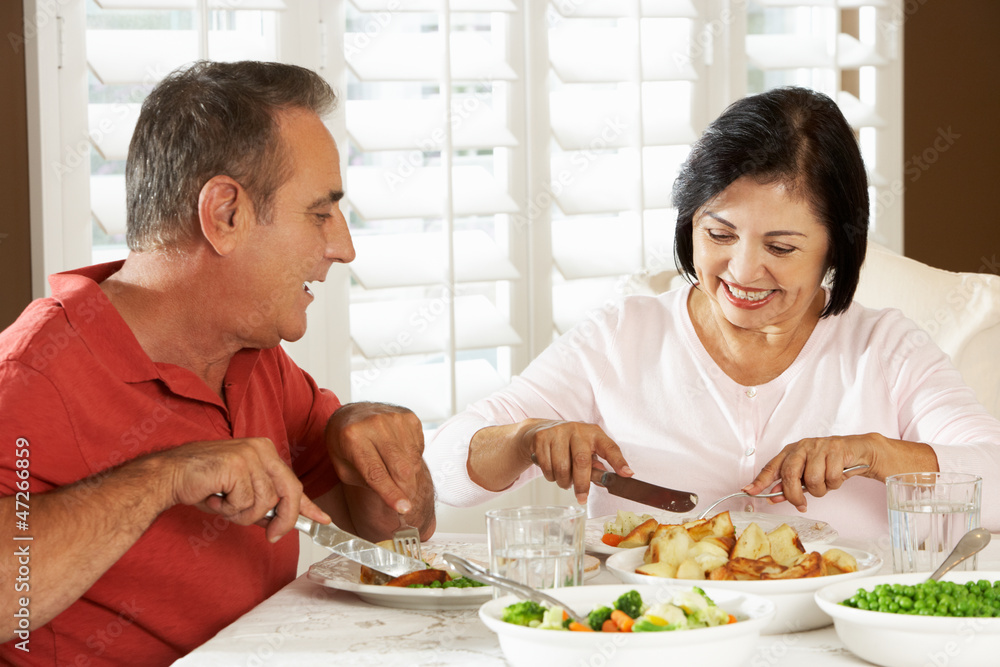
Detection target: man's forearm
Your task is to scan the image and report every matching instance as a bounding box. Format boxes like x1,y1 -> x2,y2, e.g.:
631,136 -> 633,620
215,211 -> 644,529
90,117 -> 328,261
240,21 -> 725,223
0,455 -> 173,641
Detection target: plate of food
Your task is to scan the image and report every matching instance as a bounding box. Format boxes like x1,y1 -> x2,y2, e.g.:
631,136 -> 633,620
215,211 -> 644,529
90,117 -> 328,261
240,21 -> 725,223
602,511 -> 880,634
307,539 -> 602,610
586,509 -> 839,555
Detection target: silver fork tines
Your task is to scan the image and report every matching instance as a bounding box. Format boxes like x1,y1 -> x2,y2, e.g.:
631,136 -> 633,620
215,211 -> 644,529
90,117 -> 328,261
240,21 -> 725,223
393,514 -> 422,561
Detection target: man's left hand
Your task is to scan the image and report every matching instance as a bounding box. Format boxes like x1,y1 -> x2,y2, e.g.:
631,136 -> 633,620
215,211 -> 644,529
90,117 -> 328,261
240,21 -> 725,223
325,402 -> 428,517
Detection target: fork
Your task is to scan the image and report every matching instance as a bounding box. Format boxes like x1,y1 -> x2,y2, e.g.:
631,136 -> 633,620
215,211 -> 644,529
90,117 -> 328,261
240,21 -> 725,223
393,513 -> 422,561
442,553 -> 589,626
696,464 -> 869,520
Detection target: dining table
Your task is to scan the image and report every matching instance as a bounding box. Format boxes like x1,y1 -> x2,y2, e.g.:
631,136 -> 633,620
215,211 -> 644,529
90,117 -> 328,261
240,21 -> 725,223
173,530 -> 1000,666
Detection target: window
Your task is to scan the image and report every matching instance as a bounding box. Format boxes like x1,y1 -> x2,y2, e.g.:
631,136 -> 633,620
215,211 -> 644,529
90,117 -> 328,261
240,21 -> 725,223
32,0 -> 903,429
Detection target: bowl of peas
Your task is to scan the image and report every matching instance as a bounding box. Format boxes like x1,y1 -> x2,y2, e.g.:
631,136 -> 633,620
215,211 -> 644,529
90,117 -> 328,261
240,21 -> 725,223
815,572 -> 1000,667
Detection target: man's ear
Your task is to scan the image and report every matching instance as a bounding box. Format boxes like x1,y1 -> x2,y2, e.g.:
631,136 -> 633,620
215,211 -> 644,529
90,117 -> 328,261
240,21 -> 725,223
198,175 -> 248,256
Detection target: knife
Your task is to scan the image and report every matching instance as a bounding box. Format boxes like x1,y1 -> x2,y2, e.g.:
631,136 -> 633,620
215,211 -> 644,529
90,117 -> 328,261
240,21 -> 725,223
281,512 -> 427,579
212,494 -> 426,579
590,468 -> 698,513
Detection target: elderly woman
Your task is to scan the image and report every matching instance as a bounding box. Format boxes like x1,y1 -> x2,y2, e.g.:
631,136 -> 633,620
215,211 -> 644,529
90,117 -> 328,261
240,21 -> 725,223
426,87 -> 1000,541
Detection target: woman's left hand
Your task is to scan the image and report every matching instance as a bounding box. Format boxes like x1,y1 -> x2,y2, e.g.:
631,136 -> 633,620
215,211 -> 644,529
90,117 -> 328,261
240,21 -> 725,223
742,434 -> 884,512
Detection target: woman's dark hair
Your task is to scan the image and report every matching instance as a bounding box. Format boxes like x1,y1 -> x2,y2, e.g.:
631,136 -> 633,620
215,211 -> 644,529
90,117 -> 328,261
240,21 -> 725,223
126,60 -> 337,251
672,86 -> 869,317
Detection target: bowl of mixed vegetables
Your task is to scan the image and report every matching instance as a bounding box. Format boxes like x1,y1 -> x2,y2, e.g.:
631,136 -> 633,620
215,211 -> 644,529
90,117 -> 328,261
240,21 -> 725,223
815,571 -> 1000,667
479,584 -> 774,667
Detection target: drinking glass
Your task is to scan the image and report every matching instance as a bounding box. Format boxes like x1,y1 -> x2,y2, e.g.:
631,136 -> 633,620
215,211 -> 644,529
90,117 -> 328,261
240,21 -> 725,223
887,472 -> 982,573
486,506 -> 585,596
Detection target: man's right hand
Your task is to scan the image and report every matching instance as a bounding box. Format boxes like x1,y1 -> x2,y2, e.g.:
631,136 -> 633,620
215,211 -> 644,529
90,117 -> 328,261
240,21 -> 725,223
154,437 -> 331,543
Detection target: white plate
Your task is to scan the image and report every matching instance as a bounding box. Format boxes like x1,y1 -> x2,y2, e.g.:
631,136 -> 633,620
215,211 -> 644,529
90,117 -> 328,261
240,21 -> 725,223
815,571 -> 1000,667
606,541 -> 881,634
307,540 -> 601,610
586,511 -> 839,555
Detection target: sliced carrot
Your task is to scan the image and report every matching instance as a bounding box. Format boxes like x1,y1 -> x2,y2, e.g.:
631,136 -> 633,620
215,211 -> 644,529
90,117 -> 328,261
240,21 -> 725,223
562,610 -> 569,621
601,619 -> 619,632
727,614 -> 738,625
610,609 -> 634,632
601,533 -> 624,547
568,621 -> 594,632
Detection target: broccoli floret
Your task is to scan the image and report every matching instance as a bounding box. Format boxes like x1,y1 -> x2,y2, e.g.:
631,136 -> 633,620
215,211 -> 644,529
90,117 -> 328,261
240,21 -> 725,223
502,600 -> 547,626
587,605 -> 613,631
692,586 -> 716,605
613,590 -> 644,619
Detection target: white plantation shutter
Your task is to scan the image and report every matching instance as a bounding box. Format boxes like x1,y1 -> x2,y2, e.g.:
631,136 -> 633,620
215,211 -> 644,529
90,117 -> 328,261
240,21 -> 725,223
744,0 -> 903,249
545,1 -> 709,333
85,0 -> 282,262
40,0 -> 904,424
338,3 -> 525,426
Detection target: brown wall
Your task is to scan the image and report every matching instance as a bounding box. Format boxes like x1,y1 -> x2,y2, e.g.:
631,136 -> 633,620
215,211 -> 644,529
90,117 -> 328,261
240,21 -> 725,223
0,2 -> 33,331
903,0 -> 1000,274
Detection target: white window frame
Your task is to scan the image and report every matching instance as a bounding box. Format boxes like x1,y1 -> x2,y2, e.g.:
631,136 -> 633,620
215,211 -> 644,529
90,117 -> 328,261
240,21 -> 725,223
24,0 -> 905,427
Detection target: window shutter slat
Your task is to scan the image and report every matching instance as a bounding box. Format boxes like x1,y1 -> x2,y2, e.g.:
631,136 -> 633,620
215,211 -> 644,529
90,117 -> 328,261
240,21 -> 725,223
837,91 -> 885,128
347,32 -> 516,81
351,359 -> 507,424
349,231 -> 519,289
87,30 -> 197,85
745,34 -> 833,69
91,175 -> 127,237
350,295 -> 522,358
837,33 -> 888,68
552,216 -> 642,280
346,99 -> 516,152
350,0 -> 516,11
554,0 -> 697,18
88,103 -> 140,161
551,153 -> 640,215
347,166 -> 518,220
95,0 -> 286,8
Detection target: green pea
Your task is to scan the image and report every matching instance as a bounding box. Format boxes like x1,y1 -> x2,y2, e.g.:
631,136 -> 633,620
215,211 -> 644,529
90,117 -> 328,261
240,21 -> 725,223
841,579 -> 1000,618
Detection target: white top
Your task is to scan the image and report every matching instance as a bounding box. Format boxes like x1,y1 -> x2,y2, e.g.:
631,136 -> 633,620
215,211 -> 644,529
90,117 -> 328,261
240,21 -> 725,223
427,286 -> 1000,542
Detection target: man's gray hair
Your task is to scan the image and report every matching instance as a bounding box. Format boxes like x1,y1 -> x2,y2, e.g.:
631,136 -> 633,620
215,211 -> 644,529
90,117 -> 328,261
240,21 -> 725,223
125,60 -> 337,251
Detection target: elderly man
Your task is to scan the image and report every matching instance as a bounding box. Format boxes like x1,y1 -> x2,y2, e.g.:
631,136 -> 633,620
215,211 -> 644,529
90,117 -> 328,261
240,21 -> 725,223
0,61 -> 434,665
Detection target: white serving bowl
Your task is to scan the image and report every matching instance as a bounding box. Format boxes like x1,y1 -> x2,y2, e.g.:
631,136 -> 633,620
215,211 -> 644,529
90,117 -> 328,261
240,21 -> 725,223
815,571 -> 1000,667
605,541 -> 881,635
479,584 -> 774,667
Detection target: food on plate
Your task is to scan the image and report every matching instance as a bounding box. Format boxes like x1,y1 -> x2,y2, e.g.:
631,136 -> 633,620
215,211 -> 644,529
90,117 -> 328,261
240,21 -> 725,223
619,518 -> 660,549
359,539 -> 486,588
602,510 -> 657,547
629,511 -> 858,581
501,588 -> 737,632
841,579 -> 1000,616
383,569 -> 450,587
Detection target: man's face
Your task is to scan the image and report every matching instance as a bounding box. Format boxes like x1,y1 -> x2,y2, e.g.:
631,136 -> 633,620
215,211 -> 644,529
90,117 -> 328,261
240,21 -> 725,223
235,109 -> 355,347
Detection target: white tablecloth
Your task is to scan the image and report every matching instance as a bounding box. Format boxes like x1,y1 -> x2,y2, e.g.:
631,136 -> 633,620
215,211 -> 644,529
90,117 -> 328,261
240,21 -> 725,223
174,533 -> 1000,666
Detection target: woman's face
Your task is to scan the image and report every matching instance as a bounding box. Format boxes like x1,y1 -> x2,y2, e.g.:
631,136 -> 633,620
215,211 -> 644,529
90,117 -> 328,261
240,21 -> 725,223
691,176 -> 830,333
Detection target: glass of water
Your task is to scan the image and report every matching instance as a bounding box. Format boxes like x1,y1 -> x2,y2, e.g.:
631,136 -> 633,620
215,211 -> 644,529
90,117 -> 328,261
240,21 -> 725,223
486,506 -> 585,596
886,472 -> 982,574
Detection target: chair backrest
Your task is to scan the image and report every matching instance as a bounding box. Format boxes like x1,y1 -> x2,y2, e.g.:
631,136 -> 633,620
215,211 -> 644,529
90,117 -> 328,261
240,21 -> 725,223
624,242 -> 1000,419
853,242 -> 1000,419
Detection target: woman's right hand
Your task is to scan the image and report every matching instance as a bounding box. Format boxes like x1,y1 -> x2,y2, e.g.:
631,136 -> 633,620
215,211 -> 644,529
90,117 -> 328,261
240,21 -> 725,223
518,419 -> 633,504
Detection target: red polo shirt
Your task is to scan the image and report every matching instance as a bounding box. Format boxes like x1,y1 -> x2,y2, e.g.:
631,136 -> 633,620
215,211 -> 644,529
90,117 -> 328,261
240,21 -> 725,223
0,262 -> 341,666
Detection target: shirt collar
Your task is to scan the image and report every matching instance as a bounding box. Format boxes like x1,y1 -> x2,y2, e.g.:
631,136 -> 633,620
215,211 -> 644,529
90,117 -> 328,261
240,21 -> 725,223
50,261 -> 160,384
49,262 -> 261,408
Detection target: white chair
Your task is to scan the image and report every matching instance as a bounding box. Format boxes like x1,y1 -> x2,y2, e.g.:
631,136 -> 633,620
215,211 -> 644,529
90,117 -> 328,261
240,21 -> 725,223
853,242 -> 1000,420
625,242 -> 1000,419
